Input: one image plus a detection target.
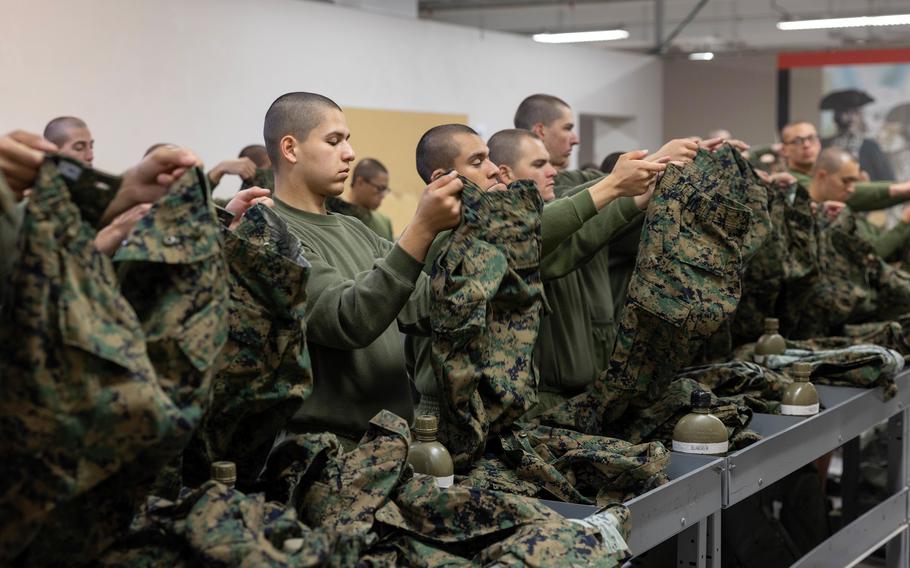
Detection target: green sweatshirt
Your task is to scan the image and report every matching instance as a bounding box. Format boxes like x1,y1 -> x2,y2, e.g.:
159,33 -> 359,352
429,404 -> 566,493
789,169 -> 902,212
853,213 -> 910,261
275,198 -> 429,440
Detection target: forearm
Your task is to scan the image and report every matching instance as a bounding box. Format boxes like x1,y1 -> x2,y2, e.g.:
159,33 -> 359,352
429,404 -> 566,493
847,181 -> 906,212
540,197 -> 642,281
539,190 -> 597,256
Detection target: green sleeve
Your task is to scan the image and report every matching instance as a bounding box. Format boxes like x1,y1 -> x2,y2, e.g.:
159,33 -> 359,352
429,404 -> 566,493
554,169 -> 604,191
0,175 -> 23,297
539,189 -> 598,257
540,197 -> 643,281
304,240 -> 427,349
846,181 -> 905,212
856,217 -> 910,260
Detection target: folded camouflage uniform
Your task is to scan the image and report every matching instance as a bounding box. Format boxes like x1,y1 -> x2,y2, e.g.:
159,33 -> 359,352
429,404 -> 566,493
0,157 -> 228,565
494,425 -> 669,504
675,360 -> 791,409
430,178 -> 545,469
541,158 -> 753,434
183,204 -> 312,491
603,377 -> 759,451
108,412 -> 633,567
374,474 -> 632,567
734,343 -> 905,400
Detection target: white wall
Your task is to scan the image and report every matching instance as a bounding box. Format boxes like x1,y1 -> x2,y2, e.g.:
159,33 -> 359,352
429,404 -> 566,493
663,54 -> 779,147
0,0 -> 662,194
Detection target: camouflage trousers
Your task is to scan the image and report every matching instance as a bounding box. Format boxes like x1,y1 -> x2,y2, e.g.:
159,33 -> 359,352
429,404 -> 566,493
733,185 -> 820,344
540,160 -> 753,434
692,145 -> 772,362
734,343 -> 905,400
106,411 -> 633,567
0,157 -> 228,564
430,179 -> 545,469
183,204 -> 312,491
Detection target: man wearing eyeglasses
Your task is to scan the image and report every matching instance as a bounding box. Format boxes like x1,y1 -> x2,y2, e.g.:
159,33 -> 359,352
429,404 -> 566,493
330,157 -> 394,240
780,120 -> 910,215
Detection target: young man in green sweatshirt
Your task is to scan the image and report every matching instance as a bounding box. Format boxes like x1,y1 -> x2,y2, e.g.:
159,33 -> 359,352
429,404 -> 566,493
781,121 -> 910,260
265,92 -> 463,447
407,124 -> 665,417
330,157 -> 395,240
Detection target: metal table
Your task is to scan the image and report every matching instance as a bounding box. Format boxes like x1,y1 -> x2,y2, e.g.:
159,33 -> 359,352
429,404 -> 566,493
541,370 -> 910,568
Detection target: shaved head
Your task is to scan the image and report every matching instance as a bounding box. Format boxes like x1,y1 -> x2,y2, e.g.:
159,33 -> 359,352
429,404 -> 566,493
488,129 -> 542,169
780,120 -> 815,142
514,94 -> 570,130
415,124 -> 478,183
264,92 -> 342,169
352,158 -> 388,183
238,144 -> 270,168
43,116 -> 87,146
814,146 -> 856,176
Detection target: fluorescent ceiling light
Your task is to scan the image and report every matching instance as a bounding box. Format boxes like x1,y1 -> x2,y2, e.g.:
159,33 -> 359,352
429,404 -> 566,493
777,14 -> 910,31
689,52 -> 714,61
533,29 -> 629,43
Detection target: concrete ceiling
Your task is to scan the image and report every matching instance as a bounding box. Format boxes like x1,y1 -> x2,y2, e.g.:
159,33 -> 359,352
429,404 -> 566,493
416,0 -> 910,56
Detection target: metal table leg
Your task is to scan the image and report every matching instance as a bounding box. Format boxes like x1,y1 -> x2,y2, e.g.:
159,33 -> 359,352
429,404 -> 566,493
676,520 -> 706,568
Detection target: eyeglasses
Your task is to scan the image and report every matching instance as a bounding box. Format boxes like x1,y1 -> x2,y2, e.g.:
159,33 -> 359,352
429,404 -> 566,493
783,134 -> 818,146
363,179 -> 391,195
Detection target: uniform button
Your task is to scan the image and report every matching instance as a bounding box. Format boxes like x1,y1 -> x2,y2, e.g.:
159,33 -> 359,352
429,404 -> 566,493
163,235 -> 179,246
120,239 -> 130,248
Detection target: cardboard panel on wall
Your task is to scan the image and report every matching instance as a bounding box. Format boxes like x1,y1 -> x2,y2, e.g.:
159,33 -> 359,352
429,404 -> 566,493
343,107 -> 468,237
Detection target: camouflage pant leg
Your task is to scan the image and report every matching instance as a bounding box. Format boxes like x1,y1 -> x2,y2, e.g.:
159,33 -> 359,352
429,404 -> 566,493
591,163 -> 752,431
499,425 -> 669,504
0,158 -> 198,563
430,179 -> 544,469
184,205 -> 312,491
732,185 -> 789,345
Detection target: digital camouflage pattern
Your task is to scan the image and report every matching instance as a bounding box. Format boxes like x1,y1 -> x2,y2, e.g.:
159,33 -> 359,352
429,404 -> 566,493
183,204 -> 312,491
691,145 -> 771,361
106,411 -> 633,567
540,156 -> 753,434
676,360 -> 790,409
0,157 -> 227,564
429,178 -> 545,469
605,377 -> 760,451
734,343 -> 905,400
494,425 -> 669,504
732,184 -> 820,345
